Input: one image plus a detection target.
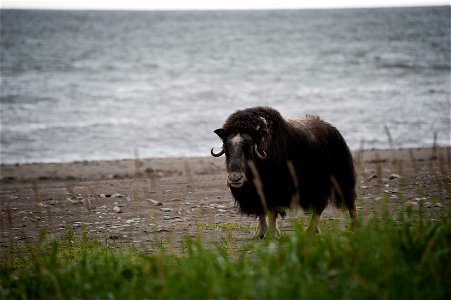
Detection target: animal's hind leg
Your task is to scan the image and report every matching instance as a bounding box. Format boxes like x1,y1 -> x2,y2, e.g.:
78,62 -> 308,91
348,202 -> 359,230
253,214 -> 268,239
306,209 -> 322,235
266,212 -> 280,239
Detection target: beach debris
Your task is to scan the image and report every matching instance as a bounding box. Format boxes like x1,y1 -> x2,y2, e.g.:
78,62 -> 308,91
113,206 -> 122,213
414,197 -> 427,202
126,218 -> 141,224
367,174 -> 378,181
147,199 -> 162,206
100,193 -> 122,198
159,207 -> 173,212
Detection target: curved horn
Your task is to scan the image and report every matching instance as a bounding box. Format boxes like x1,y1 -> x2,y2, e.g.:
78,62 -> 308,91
211,147 -> 225,157
254,144 -> 267,160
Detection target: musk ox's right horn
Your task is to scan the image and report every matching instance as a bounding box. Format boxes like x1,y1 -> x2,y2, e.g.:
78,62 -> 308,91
254,144 -> 267,160
211,147 -> 225,157
257,117 -> 268,138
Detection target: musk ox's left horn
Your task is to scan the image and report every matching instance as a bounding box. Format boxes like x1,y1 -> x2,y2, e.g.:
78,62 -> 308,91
211,147 -> 225,157
254,144 -> 267,160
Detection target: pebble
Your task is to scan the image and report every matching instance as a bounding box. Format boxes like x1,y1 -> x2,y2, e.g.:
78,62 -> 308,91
160,208 -> 173,212
113,206 -> 122,213
389,174 -> 401,180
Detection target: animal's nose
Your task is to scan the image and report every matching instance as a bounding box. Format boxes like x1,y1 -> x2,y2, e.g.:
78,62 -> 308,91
228,173 -> 243,182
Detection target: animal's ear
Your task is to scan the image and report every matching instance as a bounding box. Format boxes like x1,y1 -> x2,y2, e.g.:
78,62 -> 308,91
214,128 -> 227,139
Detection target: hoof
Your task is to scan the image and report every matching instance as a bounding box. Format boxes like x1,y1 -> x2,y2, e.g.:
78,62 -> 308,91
265,229 -> 281,239
252,234 -> 265,240
306,226 -> 321,235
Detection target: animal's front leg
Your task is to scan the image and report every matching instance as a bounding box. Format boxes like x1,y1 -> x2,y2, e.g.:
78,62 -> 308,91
348,203 -> 359,230
253,214 -> 268,239
266,212 -> 280,239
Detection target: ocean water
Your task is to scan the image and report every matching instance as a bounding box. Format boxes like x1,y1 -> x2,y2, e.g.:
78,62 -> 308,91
1,7 -> 450,164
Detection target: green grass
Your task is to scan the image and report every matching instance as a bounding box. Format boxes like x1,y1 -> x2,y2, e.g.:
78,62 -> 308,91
1,209 -> 450,300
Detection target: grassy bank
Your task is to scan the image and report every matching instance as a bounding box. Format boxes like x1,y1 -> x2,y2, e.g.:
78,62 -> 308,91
1,205 -> 449,300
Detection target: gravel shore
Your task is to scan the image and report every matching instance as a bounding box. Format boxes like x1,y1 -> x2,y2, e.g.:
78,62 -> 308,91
1,147 -> 449,252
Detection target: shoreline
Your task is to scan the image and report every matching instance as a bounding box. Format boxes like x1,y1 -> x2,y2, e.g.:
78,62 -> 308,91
0,146 -> 449,250
1,147 -> 449,182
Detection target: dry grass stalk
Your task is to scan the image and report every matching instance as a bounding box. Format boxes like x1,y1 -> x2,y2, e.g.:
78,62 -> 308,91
247,160 -> 269,216
287,160 -> 300,207
134,148 -> 142,177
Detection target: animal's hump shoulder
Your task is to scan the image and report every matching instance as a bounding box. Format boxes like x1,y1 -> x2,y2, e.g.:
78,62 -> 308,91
247,106 -> 285,129
223,106 -> 283,133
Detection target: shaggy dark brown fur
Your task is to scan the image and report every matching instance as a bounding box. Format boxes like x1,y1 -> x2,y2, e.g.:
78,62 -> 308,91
213,106 -> 357,221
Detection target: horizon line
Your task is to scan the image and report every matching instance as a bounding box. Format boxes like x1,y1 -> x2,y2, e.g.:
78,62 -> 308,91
1,4 -> 449,12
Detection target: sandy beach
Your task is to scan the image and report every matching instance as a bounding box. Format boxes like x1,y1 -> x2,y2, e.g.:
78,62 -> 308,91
1,147 -> 449,252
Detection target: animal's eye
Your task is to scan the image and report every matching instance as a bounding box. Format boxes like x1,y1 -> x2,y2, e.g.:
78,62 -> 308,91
243,143 -> 252,152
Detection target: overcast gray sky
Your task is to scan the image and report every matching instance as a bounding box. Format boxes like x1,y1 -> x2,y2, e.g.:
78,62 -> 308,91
1,0 -> 448,10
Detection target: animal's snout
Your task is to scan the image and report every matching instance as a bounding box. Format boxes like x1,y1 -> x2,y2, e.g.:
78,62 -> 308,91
227,172 -> 246,188
229,172 -> 243,182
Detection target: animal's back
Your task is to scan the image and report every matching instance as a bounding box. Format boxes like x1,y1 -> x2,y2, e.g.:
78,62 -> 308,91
287,116 -> 356,210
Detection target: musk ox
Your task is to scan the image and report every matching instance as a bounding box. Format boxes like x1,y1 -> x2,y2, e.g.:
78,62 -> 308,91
211,106 -> 357,238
